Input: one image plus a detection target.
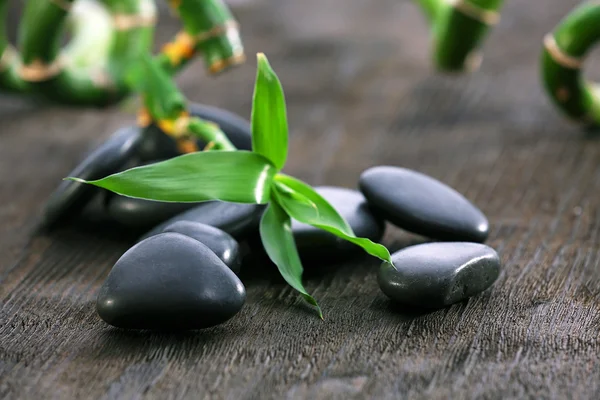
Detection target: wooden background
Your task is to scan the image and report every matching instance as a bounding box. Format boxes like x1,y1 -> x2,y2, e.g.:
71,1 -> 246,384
2,0 -> 600,398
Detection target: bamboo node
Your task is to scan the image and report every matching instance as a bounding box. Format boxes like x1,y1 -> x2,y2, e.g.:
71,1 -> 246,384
195,20 -> 240,44
137,108 -> 152,127
209,51 -> 246,74
544,34 -> 583,70
447,0 -> 500,26
177,139 -> 199,154
19,57 -> 65,82
113,13 -> 157,31
158,112 -> 190,136
162,32 -> 197,66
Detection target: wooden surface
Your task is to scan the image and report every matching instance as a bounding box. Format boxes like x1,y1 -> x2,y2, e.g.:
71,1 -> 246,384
2,0 -> 600,398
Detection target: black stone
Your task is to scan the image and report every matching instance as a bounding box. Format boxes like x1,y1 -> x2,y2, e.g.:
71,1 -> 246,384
96,233 -> 246,330
378,242 -> 500,308
292,186 -> 385,257
41,126 -> 142,230
137,103 -> 252,161
359,166 -> 489,242
163,221 -> 242,274
104,159 -> 196,228
140,201 -> 265,241
108,196 -> 199,229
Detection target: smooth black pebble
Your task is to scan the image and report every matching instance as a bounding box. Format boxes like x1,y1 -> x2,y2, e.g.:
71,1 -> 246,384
163,221 -> 242,274
140,201 -> 264,240
137,103 -> 252,161
96,233 -> 246,330
41,126 -> 142,230
359,166 -> 489,242
292,186 -> 385,257
378,242 -> 500,308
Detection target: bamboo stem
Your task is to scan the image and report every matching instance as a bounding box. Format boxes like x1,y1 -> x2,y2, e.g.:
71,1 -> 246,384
0,0 -> 245,107
541,2 -> 600,126
156,0 -> 245,76
416,0 -> 504,72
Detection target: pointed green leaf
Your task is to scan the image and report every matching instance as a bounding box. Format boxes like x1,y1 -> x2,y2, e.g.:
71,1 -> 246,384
259,201 -> 323,319
251,53 -> 288,170
273,174 -> 393,264
67,151 -> 276,204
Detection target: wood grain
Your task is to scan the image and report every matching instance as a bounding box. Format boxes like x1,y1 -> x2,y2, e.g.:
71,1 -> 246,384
2,0 -> 600,398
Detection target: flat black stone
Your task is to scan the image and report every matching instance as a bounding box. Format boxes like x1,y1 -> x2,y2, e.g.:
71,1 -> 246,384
137,103 -> 252,161
163,221 -> 242,274
359,166 -> 489,242
40,126 -> 142,230
140,201 -> 265,241
96,233 -> 246,331
378,242 -> 500,308
292,186 -> 385,258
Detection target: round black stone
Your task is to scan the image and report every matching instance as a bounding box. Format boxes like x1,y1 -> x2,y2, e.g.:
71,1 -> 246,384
359,166 -> 489,242
41,126 -> 142,230
292,186 -> 385,257
378,242 -> 500,308
137,103 -> 252,161
96,233 -> 246,330
163,221 -> 242,274
140,201 -> 265,241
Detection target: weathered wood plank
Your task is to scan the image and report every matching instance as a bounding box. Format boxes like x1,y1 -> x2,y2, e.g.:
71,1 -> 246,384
2,0 -> 600,398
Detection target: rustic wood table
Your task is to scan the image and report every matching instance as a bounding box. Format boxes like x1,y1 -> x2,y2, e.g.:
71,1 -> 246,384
2,0 -> 600,398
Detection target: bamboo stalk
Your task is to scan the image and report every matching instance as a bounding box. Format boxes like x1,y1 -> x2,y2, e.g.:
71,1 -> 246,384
2,0 -> 245,107
541,2 -> 600,126
156,0 -> 245,76
416,0 -> 504,72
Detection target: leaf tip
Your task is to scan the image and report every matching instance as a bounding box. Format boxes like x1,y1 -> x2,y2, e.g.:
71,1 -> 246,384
64,177 -> 87,184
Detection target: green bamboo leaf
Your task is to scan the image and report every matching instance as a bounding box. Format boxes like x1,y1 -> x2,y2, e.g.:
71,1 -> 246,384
251,53 -> 288,170
66,151 -> 276,204
273,174 -> 393,264
259,201 -> 323,319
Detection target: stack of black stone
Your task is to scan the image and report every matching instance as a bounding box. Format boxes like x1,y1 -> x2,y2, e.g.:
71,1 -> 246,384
41,104 -> 500,331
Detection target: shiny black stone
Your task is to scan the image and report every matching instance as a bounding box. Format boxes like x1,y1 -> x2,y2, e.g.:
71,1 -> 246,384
359,166 -> 489,242
96,233 -> 246,330
378,242 -> 500,308
292,186 -> 385,257
41,126 -> 142,230
163,221 -> 242,274
140,201 -> 265,241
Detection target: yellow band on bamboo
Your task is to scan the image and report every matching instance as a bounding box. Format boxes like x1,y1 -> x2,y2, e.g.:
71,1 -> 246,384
157,112 -> 190,136
0,46 -> 16,73
209,52 -> 246,74
19,57 -> 64,82
162,32 -> 196,66
195,20 -> 240,44
137,108 -> 152,127
544,34 -> 583,70
447,0 -> 500,26
113,13 -> 157,31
